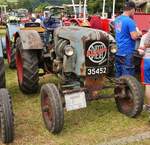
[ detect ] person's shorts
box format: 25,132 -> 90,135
141,58 -> 150,85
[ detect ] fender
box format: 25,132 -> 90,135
15,30 -> 43,50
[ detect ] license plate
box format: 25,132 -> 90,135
86,67 -> 107,75
65,92 -> 87,111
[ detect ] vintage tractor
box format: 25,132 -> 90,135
14,26 -> 143,133
0,39 -> 14,143
63,0 -> 91,27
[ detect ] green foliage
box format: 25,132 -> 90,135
87,0 -> 124,14
1,0 -> 125,15
0,0 -> 5,4
34,3 -> 49,12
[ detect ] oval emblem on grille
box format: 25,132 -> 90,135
86,41 -> 107,64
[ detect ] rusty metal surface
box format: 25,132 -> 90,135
85,76 -> 105,91
19,30 -> 43,50
54,26 -> 115,76
55,26 -> 115,43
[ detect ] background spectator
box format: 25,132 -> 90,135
114,1 -> 142,77
138,30 -> 150,111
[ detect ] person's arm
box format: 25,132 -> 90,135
130,31 -> 142,40
129,20 -> 142,40
138,34 -> 146,55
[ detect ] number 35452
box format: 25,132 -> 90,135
87,67 -> 107,75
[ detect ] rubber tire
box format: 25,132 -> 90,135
0,88 -> 14,143
6,34 -> 16,69
16,37 -> 39,94
9,44 -> 16,69
41,83 -> 64,134
0,58 -> 6,88
115,75 -> 144,117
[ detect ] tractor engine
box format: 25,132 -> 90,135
53,26 -> 116,89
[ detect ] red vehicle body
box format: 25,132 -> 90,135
89,15 -> 110,32
134,13 -> 150,33
63,16 -> 110,33
63,17 -> 90,27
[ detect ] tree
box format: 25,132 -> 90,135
87,0 -> 124,15
34,2 -> 49,12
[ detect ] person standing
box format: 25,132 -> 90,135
43,12 -> 51,45
114,1 -> 142,77
138,30 -> 150,111
35,14 -> 42,24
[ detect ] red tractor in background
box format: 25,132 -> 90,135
134,12 -> 150,33
62,0 -> 90,27
62,2 -> 112,34
131,12 -> 150,73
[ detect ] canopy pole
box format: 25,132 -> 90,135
72,0 -> 77,19
79,0 -> 81,18
102,0 -> 106,18
83,0 -> 87,22
112,0 -> 116,20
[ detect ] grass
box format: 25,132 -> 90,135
3,62 -> 150,145
1,30 -> 150,145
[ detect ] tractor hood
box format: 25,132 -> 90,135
54,26 -> 115,76
54,26 -> 115,43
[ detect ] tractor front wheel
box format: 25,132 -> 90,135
41,83 -> 64,134
115,75 -> 144,117
16,37 -> 39,94
0,89 -> 14,144
0,58 -> 5,88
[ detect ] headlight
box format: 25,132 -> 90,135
64,45 -> 74,56
109,44 -> 117,54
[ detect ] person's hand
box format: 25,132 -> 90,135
138,47 -> 145,55
138,31 -> 142,37
136,27 -> 142,37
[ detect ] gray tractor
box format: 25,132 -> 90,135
0,39 -> 14,143
14,26 -> 143,133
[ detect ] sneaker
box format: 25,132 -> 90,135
143,104 -> 150,113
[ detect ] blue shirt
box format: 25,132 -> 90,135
114,15 -> 136,56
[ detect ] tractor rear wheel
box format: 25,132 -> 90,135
41,83 -> 64,134
0,89 -> 14,144
16,37 -> 39,94
115,76 -> 144,117
0,58 -> 5,88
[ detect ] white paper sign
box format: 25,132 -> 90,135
65,92 -> 87,111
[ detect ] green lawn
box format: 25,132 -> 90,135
3,61 -> 150,145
